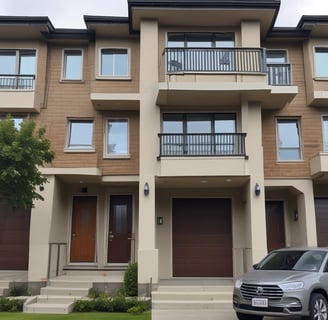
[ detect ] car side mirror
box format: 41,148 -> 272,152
253,264 -> 258,269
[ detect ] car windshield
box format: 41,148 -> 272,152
255,250 -> 327,271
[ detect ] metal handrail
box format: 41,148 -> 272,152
158,132 -> 247,157
0,74 -> 35,90
164,47 -> 266,73
267,63 -> 292,85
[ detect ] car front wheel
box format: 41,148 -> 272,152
309,293 -> 328,320
236,312 -> 263,320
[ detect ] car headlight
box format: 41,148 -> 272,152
279,281 -> 304,291
234,279 -> 243,289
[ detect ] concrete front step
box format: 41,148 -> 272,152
35,295 -> 81,304
24,302 -> 75,314
48,279 -> 93,288
40,286 -> 90,296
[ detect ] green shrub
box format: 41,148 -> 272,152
0,297 -> 24,312
73,299 -> 94,312
112,296 -> 127,312
124,262 -> 138,296
72,296 -> 150,313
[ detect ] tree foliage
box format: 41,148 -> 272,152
0,117 -> 55,209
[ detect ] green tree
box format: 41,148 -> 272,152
0,117 -> 55,209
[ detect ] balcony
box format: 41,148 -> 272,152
310,153 -> 328,180
158,133 -> 246,158
0,74 -> 37,112
165,47 -> 265,74
157,48 -> 298,109
0,74 -> 35,90
157,133 -> 248,178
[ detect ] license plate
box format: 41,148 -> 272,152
252,298 -> 268,308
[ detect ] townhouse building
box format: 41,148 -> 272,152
1,0 -> 328,303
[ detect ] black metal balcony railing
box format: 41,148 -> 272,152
165,47 -> 266,74
158,133 -> 246,157
0,74 -> 35,90
165,48 -> 293,86
267,64 -> 292,85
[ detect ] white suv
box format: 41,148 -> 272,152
233,247 -> 328,320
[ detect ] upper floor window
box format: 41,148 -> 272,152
266,50 -> 287,64
266,50 -> 291,85
323,116 -> 328,152
66,120 -> 94,151
0,49 -> 36,89
105,119 -> 129,157
163,113 -> 236,134
277,119 -> 302,161
315,48 -> 328,78
100,49 -> 129,78
62,49 -> 83,80
167,33 -> 234,48
0,115 -> 25,129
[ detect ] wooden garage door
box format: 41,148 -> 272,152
315,198 -> 328,246
265,201 -> 286,253
172,198 -> 232,277
0,203 -> 31,270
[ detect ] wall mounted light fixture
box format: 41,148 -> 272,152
144,182 -> 149,196
157,217 -> 164,225
294,210 -> 299,221
255,183 -> 261,196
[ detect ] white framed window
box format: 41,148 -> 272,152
277,118 -> 302,161
0,49 -> 36,89
105,119 -> 129,157
66,119 -> 94,151
323,116 -> 328,152
100,48 -> 129,78
314,47 -> 328,78
62,49 -> 83,80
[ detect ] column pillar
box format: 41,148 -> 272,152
138,20 -> 160,292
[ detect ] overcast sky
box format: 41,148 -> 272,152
0,0 -> 327,29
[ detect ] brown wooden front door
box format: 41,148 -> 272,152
0,203 -> 31,270
70,196 -> 97,263
265,201 -> 286,253
172,198 -> 232,277
107,195 -> 132,263
315,198 -> 328,246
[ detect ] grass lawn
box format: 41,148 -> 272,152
0,312 -> 151,320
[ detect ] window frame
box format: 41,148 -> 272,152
276,118 -> 302,162
167,32 -> 235,48
314,47 -> 328,79
99,48 -> 130,79
266,50 -> 288,64
62,49 -> 83,81
0,114 -> 26,129
65,119 -> 95,152
0,49 -> 36,90
322,116 -> 328,152
104,118 -> 130,158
